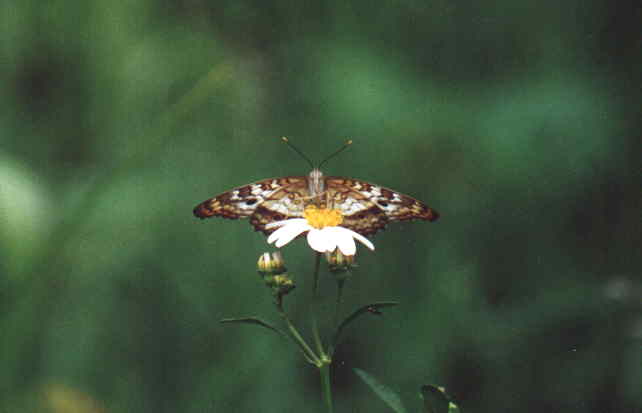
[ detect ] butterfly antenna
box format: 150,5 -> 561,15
281,137 -> 314,169
318,139 -> 353,169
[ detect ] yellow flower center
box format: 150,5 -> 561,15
303,205 -> 343,229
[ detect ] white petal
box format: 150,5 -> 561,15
267,219 -> 306,244
307,228 -> 336,253
336,236 -> 357,256
348,229 -> 375,251
266,218 -> 306,230
267,220 -> 310,248
267,230 -> 280,245
324,227 -> 357,256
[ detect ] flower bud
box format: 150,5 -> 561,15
325,249 -> 356,273
271,274 -> 296,296
257,251 -> 286,275
325,250 -> 356,286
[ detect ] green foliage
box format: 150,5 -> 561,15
330,301 -> 398,355
420,385 -> 460,413
220,317 -> 286,339
1,0 -> 640,412
354,368 -> 408,413
355,370 -> 463,413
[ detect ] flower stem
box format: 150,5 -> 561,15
319,358 -> 333,413
313,252 -> 321,295
332,278 -> 345,332
275,300 -> 320,366
310,251 -> 334,412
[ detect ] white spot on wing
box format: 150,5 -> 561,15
270,202 -> 290,215
238,201 -> 256,211
338,197 -> 368,215
377,202 -> 399,212
251,185 -> 265,196
262,196 -> 305,216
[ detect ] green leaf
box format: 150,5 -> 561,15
330,301 -> 398,354
420,385 -> 461,413
220,317 -> 286,339
448,401 -> 461,413
221,317 -> 319,364
354,368 -> 408,413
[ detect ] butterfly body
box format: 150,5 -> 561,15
194,169 -> 439,236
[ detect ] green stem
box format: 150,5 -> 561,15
319,358 -> 333,413
313,252 -> 321,295
276,301 -> 320,366
311,251 -> 326,356
332,279 -> 345,331
310,252 -> 333,412
327,278 -> 345,357
311,314 -> 325,357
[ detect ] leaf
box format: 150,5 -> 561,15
448,401 -> 461,413
220,317 -> 286,339
420,385 -> 461,413
330,301 -> 398,353
221,317 -> 319,364
354,368 -> 408,413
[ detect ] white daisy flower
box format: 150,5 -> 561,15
266,205 -> 375,256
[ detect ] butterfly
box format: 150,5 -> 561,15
193,139 -> 439,236
193,170 -> 438,237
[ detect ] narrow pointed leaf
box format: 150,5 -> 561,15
354,368 -> 408,413
221,317 -> 318,364
330,301 -> 398,353
220,317 -> 286,339
420,385 -> 458,413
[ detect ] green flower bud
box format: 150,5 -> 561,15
271,274 -> 296,296
325,250 -> 356,273
257,251 -> 286,275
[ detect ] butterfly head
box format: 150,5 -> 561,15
281,137 -> 353,200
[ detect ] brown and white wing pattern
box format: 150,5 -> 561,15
325,177 -> 439,236
193,177 -> 309,235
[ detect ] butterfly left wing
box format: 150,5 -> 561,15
193,176 -> 309,235
325,177 -> 439,236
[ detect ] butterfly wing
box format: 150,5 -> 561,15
325,177 -> 439,236
193,177 -> 309,234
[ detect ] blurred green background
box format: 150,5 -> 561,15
2,1 -> 640,412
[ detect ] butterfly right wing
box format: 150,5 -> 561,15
325,177 -> 439,236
